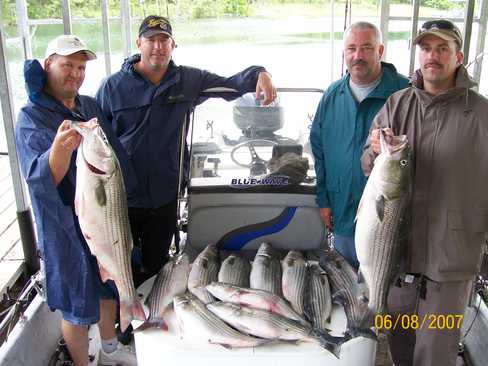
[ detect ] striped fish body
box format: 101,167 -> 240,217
73,120 -> 145,331
282,250 -> 307,315
188,244 -> 220,303
218,254 -> 251,288
355,134 -> 411,319
320,250 -> 369,329
144,253 -> 190,329
207,302 -> 315,342
173,294 -> 268,348
206,282 -> 309,326
250,242 -> 282,296
305,263 -> 332,330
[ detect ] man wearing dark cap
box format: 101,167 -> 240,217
96,16 -> 276,286
362,19 -> 488,366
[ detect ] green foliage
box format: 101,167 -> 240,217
421,0 -> 457,10
221,0 -> 250,16
192,0 -> 220,19
0,0 -> 462,26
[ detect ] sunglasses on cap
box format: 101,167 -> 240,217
419,20 -> 462,41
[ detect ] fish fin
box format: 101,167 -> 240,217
279,339 -> 300,346
357,269 -> 365,284
332,290 -> 347,305
347,327 -> 377,341
120,299 -> 147,332
134,318 -> 168,332
95,180 -> 106,206
312,328 -> 345,359
215,342 -> 233,350
375,195 -> 385,221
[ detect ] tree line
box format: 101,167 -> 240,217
1,0 -> 459,27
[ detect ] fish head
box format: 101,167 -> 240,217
206,282 -> 235,300
373,133 -> 411,199
173,295 -> 191,310
71,118 -> 116,176
174,253 -> 190,266
202,243 -> 219,259
284,250 -> 305,265
256,242 -> 276,258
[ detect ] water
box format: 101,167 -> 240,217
1,15 -> 488,153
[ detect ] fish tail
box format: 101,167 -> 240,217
134,317 -> 168,332
120,299 -> 147,332
311,328 -> 346,359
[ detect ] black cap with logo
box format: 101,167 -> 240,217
138,15 -> 173,38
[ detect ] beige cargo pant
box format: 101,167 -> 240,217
386,276 -> 472,366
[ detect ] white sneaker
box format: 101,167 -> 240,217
97,343 -> 137,366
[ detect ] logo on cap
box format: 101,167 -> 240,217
69,38 -> 83,48
147,18 -> 169,30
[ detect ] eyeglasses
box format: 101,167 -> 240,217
419,20 -> 462,41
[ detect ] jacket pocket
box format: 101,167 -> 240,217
439,210 -> 485,274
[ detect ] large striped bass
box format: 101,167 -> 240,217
140,253 -> 190,331
355,132 -> 411,321
207,302 -> 344,357
188,244 -> 220,304
218,254 -> 251,288
73,119 -> 145,331
173,293 -> 269,349
282,250 -> 307,315
250,242 -> 282,296
206,282 -> 309,326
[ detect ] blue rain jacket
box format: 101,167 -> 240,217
96,55 -> 266,208
310,62 -> 409,237
15,60 -> 137,320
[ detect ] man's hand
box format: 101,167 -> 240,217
255,71 -> 277,106
370,127 -> 393,154
319,207 -> 333,231
53,120 -> 82,152
49,120 -> 82,185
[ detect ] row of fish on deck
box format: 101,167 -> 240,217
73,118 -> 412,357
141,242 -> 374,357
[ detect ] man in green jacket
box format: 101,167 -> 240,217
310,21 -> 409,268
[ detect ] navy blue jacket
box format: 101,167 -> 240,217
15,60 -> 136,319
96,55 -> 265,208
310,62 -> 409,236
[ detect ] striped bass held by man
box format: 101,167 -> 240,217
355,130 -> 411,322
73,119 -> 146,331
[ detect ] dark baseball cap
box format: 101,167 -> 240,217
413,19 -> 463,48
138,15 -> 172,38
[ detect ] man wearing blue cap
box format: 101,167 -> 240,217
96,15 -> 276,286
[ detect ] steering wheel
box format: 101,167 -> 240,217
230,139 -> 277,173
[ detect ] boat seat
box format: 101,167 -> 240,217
185,184 -> 326,259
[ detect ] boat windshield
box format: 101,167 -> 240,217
189,88 -> 323,190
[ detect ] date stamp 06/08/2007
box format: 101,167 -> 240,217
374,314 -> 464,330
